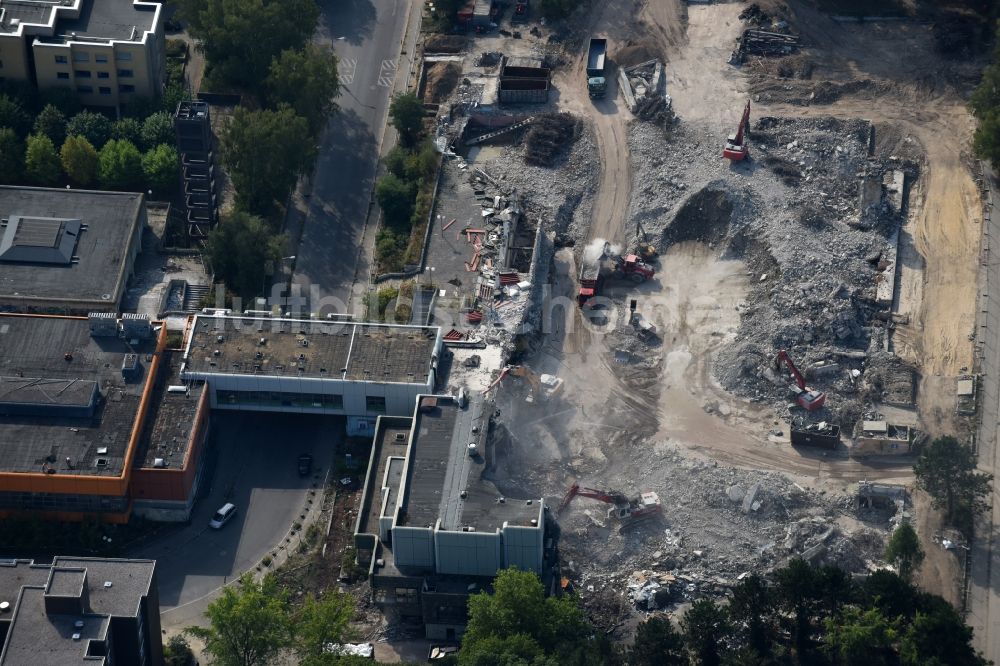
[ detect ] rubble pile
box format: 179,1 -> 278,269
483,121 -> 599,243
558,446 -> 888,613
625,116 -> 920,424
524,113 -> 580,167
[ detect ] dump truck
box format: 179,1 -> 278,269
578,242 -> 655,307
587,38 -> 608,99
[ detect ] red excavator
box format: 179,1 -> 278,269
557,482 -> 663,530
723,100 -> 751,162
774,350 -> 826,411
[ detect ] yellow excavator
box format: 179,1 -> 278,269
508,365 -> 565,403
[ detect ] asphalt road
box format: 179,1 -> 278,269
285,0 -> 418,315
128,413 -> 339,631
969,167 -> 1000,663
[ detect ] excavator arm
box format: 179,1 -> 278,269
775,350 -> 807,390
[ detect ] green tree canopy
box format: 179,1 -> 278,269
629,616 -> 685,666
176,0 -> 319,91
681,599 -> 730,666
899,600 -> 989,666
33,104 -> 67,146
884,522 -> 925,581
204,211 -> 287,301
374,174 -> 416,229
914,435 -> 992,528
163,634 -> 195,666
293,589 -> 356,665
98,139 -> 144,190
0,128 -> 23,183
60,135 -> 99,186
728,573 -> 776,657
186,573 -> 291,666
66,110 -> 112,149
111,117 -> 144,146
24,134 -> 61,186
266,44 -> 340,135
388,92 -> 425,147
141,111 -> 175,151
220,106 -> 315,215
460,568 -> 590,665
0,95 -> 30,137
142,144 -> 180,196
822,606 -> 897,666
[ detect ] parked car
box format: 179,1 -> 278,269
297,453 -> 313,476
209,502 -> 237,529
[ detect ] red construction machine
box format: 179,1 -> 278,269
557,482 -> 663,530
723,100 -> 751,162
578,242 -> 656,307
774,350 -> 826,411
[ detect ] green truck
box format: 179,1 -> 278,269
587,38 -> 608,99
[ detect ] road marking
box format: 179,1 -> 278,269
340,57 -> 357,85
377,58 -> 398,87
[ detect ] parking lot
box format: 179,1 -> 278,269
128,412 -> 341,630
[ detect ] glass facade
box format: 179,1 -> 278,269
0,490 -> 127,513
215,389 -> 344,410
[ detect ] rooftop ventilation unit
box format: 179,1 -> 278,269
121,313 -> 153,340
88,312 -> 118,337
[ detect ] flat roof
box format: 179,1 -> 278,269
360,421 -> 412,537
0,0 -> 66,35
134,350 -> 203,469
184,316 -> 439,384
52,0 -> 158,42
403,396 -> 539,530
0,557 -> 154,666
0,187 -> 143,307
0,315 -> 157,476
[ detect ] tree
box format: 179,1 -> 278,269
775,558 -> 819,657
681,599 -> 730,666
629,616 -> 685,666
822,607 -> 897,666
0,95 -> 30,137
204,211 -> 286,301
24,134 -> 61,186
914,435 -> 993,526
111,117 -> 143,146
186,573 -> 291,666
163,634 -> 195,666
0,128 -> 23,183
293,590 -> 355,664
176,0 -> 319,90
142,144 -> 180,196
899,600 -> 989,666
66,110 -> 112,148
98,139 -> 144,190
266,44 -> 340,135
140,111 -> 175,151
388,92 -> 425,146
375,174 -> 416,229
461,568 -> 590,665
33,104 -> 67,146
884,522 -> 925,581
220,106 -> 315,215
728,573 -> 776,657
60,135 -> 99,186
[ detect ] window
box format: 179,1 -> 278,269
97,71 -> 109,79
0,60 -> 3,69
366,396 -> 386,413
117,68 -> 133,78
99,86 -> 111,95
57,72 -> 69,80
72,52 -> 89,62
95,54 -> 108,63
77,85 -> 93,94
119,84 -> 135,93
55,55 -> 68,64
115,51 -> 132,62
74,70 -> 91,78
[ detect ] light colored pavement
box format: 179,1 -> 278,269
968,166 -> 999,663
129,412 -> 338,631
283,0 -> 422,316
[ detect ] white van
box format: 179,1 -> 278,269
208,503 -> 237,529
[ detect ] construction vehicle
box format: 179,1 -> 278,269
629,300 -> 658,341
773,350 -> 826,411
722,100 -> 751,162
578,242 -> 655,307
558,482 -> 662,531
508,365 -> 564,403
587,38 -> 608,99
638,243 -> 658,262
